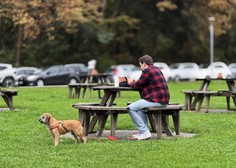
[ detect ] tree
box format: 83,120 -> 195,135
0,0 -> 102,66
156,0 -> 236,63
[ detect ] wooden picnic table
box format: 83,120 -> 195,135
73,86 -> 183,138
68,83 -> 101,98
68,73 -> 113,98
182,78 -> 236,112
79,73 -> 112,84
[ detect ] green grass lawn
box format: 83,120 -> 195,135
1,81 -> 236,168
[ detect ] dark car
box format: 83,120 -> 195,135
65,63 -> 88,76
19,65 -> 80,86
15,67 -> 40,86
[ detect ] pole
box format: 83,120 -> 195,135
210,22 -> 214,65
208,17 -> 215,65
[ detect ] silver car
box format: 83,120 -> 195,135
170,62 -> 199,82
0,63 -> 17,87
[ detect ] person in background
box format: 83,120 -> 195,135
127,55 -> 170,140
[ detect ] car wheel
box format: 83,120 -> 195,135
174,76 -> 180,82
226,75 -> 232,79
166,77 -> 171,82
36,79 -> 44,86
3,77 -> 15,87
69,78 -> 77,84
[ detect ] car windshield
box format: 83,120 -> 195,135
33,69 -> 42,75
16,69 -> 36,75
0,66 -> 7,70
170,64 -> 180,69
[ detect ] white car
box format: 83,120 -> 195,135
105,64 -> 139,80
0,63 -> 17,87
129,62 -> 172,81
197,62 -> 232,79
154,62 -> 172,81
228,63 -> 236,78
169,62 -> 199,82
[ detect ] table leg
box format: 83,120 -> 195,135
191,94 -> 199,110
75,86 -> 80,98
205,95 -> 210,113
226,96 -> 230,110
153,113 -> 162,139
78,110 -> 84,124
89,114 -> 99,133
196,95 -> 204,112
2,95 -> 14,110
227,80 -> 236,108
105,92 -> 117,106
97,115 -> 108,137
147,114 -> 156,132
99,90 -> 112,106
84,112 -> 91,136
110,113 -> 118,136
200,79 -> 211,91
184,94 -> 192,110
82,87 -> 87,98
98,90 -> 101,99
172,111 -> 180,135
69,86 -> 73,98
162,115 -> 173,136
89,87 -> 92,98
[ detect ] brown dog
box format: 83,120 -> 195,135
39,113 -> 87,146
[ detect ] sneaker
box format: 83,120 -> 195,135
137,131 -> 151,140
132,133 -> 140,138
127,133 -> 140,140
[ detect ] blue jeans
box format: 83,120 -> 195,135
127,99 -> 166,134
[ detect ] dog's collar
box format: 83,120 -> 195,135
50,125 -> 59,130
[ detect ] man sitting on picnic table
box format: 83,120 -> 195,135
127,55 -> 170,140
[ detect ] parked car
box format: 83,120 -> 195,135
169,62 -> 199,82
65,63 -> 88,76
104,64 -> 139,81
154,62 -> 172,81
197,62 -> 232,79
0,63 -> 17,87
228,63 -> 236,78
15,67 -> 40,86
19,65 -> 80,86
129,62 -> 172,81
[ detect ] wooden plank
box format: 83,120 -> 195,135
74,104 -> 183,111
146,105 -> 183,111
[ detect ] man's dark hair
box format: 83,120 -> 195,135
139,55 -> 153,65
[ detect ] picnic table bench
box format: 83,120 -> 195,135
73,103 -> 183,139
182,89 -> 236,112
0,89 -> 18,110
182,78 -> 236,112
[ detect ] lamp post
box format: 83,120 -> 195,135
208,16 -> 215,65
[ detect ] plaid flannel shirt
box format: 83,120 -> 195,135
130,64 -> 170,104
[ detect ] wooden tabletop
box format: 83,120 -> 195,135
93,86 -> 141,91
196,78 -> 236,81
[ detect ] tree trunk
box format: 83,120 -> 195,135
15,25 -> 23,67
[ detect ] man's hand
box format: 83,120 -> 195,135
128,79 -> 135,85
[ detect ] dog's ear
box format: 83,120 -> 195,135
44,113 -> 52,117
45,114 -> 51,124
